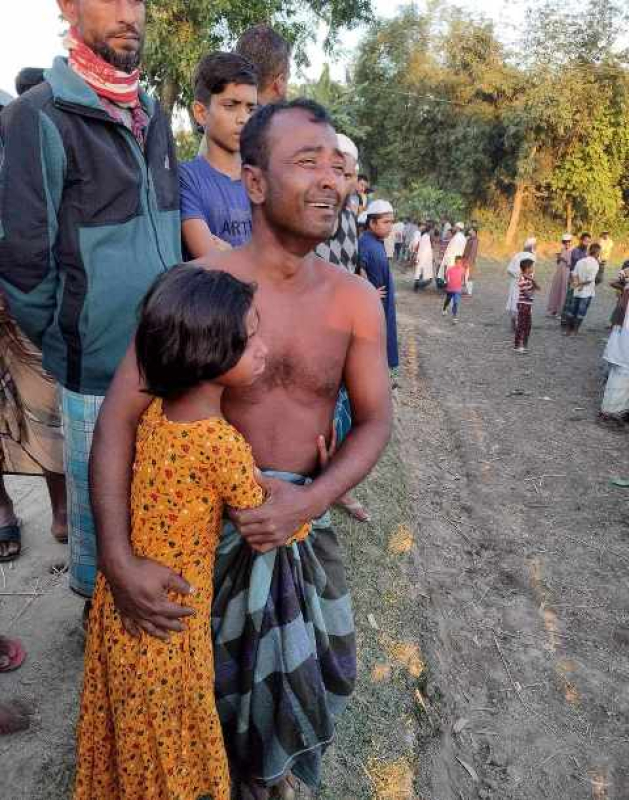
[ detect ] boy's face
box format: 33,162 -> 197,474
370,213 -> 394,240
194,82 -> 258,155
522,266 -> 534,277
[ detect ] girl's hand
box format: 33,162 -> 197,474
316,423 -> 338,473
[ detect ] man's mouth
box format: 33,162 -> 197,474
307,201 -> 337,210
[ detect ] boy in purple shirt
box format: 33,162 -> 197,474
180,53 -> 258,257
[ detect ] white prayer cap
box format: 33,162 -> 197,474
366,199 -> 394,216
524,236 -> 537,249
455,221 -> 465,230
336,133 -> 358,162
561,233 -> 573,242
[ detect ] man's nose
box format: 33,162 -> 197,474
318,163 -> 341,191
117,0 -> 140,24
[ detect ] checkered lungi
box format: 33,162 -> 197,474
60,388 -> 104,597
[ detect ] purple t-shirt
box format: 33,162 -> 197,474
179,157 -> 252,247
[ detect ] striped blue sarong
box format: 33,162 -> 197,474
212,471 -> 356,790
333,385 -> 352,446
60,387 -> 104,597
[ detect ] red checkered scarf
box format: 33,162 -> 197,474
63,26 -> 140,108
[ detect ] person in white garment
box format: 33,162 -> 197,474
506,237 -> 537,329
413,223 -> 434,291
437,222 -> 466,286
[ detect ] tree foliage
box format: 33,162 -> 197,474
143,0 -> 372,118
312,0 -> 629,238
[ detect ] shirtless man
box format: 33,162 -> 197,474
90,99 -> 392,797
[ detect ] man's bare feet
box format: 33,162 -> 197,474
335,492 -> 370,523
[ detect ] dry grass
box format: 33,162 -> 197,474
318,433 -> 433,800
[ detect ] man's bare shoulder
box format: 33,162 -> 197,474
189,250 -> 253,282
313,258 -> 382,320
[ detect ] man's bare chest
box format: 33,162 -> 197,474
252,297 -> 350,399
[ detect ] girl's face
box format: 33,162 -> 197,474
218,306 -> 267,387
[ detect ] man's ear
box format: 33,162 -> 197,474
57,0 -> 79,26
272,73 -> 288,103
192,100 -> 208,129
242,164 -> 266,206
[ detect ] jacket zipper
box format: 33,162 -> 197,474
55,99 -> 170,272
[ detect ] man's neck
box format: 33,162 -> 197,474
245,217 -> 319,284
204,139 -> 242,180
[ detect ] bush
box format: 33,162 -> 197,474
175,130 -> 202,162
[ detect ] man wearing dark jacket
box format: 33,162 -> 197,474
0,0 -> 181,604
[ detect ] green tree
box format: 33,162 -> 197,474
143,0 -> 372,120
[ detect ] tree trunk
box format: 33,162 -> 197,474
505,182 -> 526,247
160,76 -> 180,124
565,200 -> 573,234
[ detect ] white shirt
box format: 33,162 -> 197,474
573,256 -> 599,299
392,222 -> 405,243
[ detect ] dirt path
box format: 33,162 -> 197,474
1,257 -> 628,800
388,257 -> 629,800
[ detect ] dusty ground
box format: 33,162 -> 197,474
1,257 -> 628,800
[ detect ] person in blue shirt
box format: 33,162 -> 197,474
358,200 -> 400,372
180,53 -> 258,257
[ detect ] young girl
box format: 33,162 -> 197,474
74,267 -> 307,800
442,254 -> 465,323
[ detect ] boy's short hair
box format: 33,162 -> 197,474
520,258 -> 535,270
454,255 -> 463,262
193,52 -> 258,106
580,231 -> 592,240
136,266 -> 256,399
235,25 -> 291,93
589,243 -> 602,257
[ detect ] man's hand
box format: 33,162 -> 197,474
229,474 -> 322,553
376,286 -> 387,300
104,555 -> 196,641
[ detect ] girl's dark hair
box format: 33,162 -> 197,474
135,266 -> 256,398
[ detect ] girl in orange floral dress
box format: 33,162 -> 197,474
74,267 -> 306,800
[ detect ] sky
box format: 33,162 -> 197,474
0,0 -> 526,97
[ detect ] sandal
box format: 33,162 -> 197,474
0,637 -> 26,672
0,522 -> 21,563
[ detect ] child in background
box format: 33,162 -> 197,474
514,258 -> 540,353
74,267 -> 307,800
442,255 -> 465,323
565,242 -> 602,335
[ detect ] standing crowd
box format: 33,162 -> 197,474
0,2 -> 397,799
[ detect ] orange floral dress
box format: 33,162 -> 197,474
74,399 -> 266,800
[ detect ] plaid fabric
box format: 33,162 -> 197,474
212,471 -> 356,790
560,286 -> 574,326
333,385 -> 352,445
515,302 -> 532,348
0,316 -> 63,476
315,208 -> 358,272
61,388 -> 104,597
